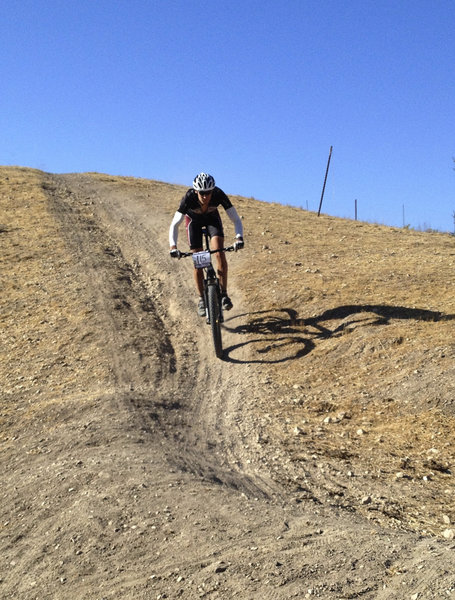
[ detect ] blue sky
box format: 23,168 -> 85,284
1,0 -> 454,232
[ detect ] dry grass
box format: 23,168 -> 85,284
228,193 -> 455,534
0,168 -> 113,444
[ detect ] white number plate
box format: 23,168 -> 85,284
192,250 -> 211,269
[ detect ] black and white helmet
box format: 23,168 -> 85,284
193,172 -> 215,192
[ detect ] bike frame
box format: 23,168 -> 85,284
179,228 -> 234,357
181,229 -> 234,318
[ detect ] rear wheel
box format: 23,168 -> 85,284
207,284 -> 223,358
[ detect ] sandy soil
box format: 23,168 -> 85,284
1,167 -> 455,599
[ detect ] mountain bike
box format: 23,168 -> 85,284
179,228 -> 235,359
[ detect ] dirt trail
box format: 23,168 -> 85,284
1,168 -> 455,599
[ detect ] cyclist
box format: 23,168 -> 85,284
169,172 -> 244,316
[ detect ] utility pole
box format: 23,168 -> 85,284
318,146 -> 333,217
355,199 -> 358,221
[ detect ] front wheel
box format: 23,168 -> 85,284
207,284 -> 223,358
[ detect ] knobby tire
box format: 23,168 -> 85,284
207,284 -> 223,358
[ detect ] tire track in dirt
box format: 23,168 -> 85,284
44,175 -> 176,406
46,173 -> 279,501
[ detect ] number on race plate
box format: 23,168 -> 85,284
192,250 -> 211,269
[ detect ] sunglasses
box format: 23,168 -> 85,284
198,190 -> 213,197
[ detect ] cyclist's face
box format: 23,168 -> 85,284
197,190 -> 212,203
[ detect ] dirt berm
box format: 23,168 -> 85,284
1,167 -> 455,599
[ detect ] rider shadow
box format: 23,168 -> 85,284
221,304 -> 454,364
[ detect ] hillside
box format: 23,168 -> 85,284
1,166 -> 454,599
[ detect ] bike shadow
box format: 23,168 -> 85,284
221,304 -> 454,364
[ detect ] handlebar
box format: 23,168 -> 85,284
178,246 -> 235,258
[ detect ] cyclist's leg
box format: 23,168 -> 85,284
210,235 -> 228,293
193,252 -> 204,296
185,216 -> 204,297
209,221 -> 232,310
207,212 -> 228,293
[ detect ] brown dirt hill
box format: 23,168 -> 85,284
1,166 -> 455,599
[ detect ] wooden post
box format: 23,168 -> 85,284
318,146 -> 333,217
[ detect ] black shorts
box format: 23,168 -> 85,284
185,212 -> 224,249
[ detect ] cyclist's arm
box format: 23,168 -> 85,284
225,206 -> 244,239
169,211 -> 185,247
